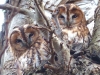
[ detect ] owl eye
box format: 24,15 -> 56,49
72,14 -> 77,19
16,39 -> 22,43
59,15 -> 65,18
29,33 -> 34,38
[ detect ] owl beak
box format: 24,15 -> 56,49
65,21 -> 71,27
27,38 -> 32,48
67,21 -> 70,27
64,18 -> 71,27
27,43 -> 30,48
22,42 -> 30,48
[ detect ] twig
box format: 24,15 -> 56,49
66,0 -> 82,4
34,0 -> 56,64
29,6 -> 35,10
58,0 -> 69,6
44,64 -> 58,72
87,16 -> 94,25
58,0 -> 81,6
31,25 -> 51,32
34,0 -> 51,29
49,31 -> 55,64
45,8 -> 53,12
44,1 -> 50,8
68,56 -> 72,73
0,38 -> 8,60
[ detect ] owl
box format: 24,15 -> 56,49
9,24 -> 51,61
52,3 -> 91,53
7,24 -> 54,74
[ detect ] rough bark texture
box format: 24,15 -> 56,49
0,0 -> 100,75
86,0 -> 100,64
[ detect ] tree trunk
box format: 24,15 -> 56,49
86,0 -> 100,64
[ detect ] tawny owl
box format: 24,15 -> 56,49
8,24 -> 53,74
9,24 -> 51,60
52,3 -> 91,54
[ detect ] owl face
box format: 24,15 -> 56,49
52,4 -> 90,50
9,25 -> 40,57
54,4 -> 86,28
9,25 -> 51,70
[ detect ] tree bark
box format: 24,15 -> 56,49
86,0 -> 100,64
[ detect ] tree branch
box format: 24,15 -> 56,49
34,0 -> 51,29
0,4 -> 34,18
58,0 -> 81,6
87,16 -> 94,25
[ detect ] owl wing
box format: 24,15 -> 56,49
18,37 -> 51,71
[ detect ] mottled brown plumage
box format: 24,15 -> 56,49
9,24 -> 51,60
52,3 -> 91,49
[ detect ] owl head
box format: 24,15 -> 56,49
9,24 -> 41,58
53,3 -> 86,28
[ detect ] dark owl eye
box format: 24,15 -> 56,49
29,33 -> 34,38
72,14 -> 77,18
16,39 -> 22,43
59,15 -> 65,18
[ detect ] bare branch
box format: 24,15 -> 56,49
49,31 -> 56,64
58,0 -> 81,6
52,12 -> 62,38
31,25 -> 51,32
0,4 -> 34,18
58,0 -> 69,6
87,16 -> 94,25
45,8 -> 53,12
44,64 -> 58,71
34,0 -> 51,29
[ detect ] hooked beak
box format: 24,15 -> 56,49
64,20 -> 71,28
66,21 -> 71,27
63,18 -> 71,27
27,39 -> 31,48
21,42 -> 30,49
